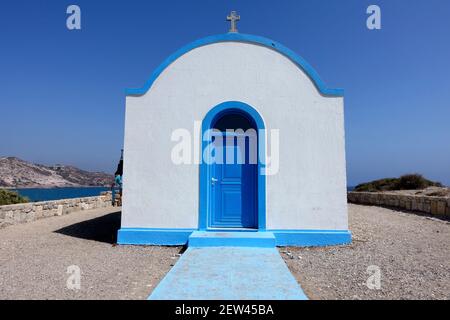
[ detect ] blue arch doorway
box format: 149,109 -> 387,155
199,101 -> 266,231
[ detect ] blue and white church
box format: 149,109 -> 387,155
118,15 -> 351,247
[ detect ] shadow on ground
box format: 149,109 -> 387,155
54,211 -> 121,244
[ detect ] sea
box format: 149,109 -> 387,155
12,187 -> 110,202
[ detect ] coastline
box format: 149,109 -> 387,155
2,185 -> 111,190
3,186 -> 113,203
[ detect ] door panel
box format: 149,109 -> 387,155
210,136 -> 257,228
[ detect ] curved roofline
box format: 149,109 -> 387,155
126,33 -> 344,97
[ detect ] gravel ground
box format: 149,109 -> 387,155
1,204 -> 448,300
0,207 -> 181,300
281,204 -> 450,300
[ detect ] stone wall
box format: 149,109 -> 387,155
0,192 -> 113,228
348,192 -> 450,218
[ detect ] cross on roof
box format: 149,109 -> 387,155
226,11 -> 240,33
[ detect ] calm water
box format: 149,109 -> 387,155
13,187 -> 110,202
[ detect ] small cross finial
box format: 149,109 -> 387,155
226,11 -> 240,33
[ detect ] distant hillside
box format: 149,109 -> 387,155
0,157 -> 114,188
354,174 -> 443,192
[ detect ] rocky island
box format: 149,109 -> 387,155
0,157 -> 114,188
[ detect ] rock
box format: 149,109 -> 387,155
0,156 -> 113,188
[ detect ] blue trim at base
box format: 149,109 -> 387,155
188,231 -> 276,248
117,228 -> 352,247
270,230 -> 352,247
117,228 -> 195,245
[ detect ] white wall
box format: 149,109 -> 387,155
122,42 -> 348,231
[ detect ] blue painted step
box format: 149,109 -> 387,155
149,247 -> 308,300
188,231 -> 276,248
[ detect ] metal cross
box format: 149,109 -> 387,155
227,11 -> 240,33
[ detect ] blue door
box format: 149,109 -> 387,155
209,134 -> 257,229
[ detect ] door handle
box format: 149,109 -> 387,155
211,177 -> 218,185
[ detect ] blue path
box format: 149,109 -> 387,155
149,247 -> 308,300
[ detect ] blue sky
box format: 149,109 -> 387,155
0,0 -> 449,186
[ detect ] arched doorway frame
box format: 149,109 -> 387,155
198,101 -> 266,231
